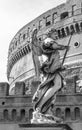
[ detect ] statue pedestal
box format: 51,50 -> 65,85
19,123 -> 72,130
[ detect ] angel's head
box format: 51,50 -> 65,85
44,37 -> 54,47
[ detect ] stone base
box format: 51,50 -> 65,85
19,123 -> 73,130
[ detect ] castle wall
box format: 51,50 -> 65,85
7,0 -> 82,94
0,82 -> 33,124
0,81 -> 82,130
9,53 -> 35,94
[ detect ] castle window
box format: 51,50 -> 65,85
74,42 -> 80,48
10,48 -> 12,53
12,109 -> 17,121
70,25 -> 75,33
60,12 -> 68,20
39,20 -> 43,29
20,50 -> 23,56
25,46 -> 28,53
20,109 -> 25,120
66,26 -> 70,35
18,33 -> 21,43
72,4 -> 76,16
29,109 -> 33,121
56,108 -> 61,117
75,23 -> 80,32
58,30 -> 61,38
15,41 -> 17,46
61,28 -> 66,37
12,45 -> 14,50
2,102 -> 5,105
74,107 -> 80,120
27,27 -> 30,36
53,12 -> 57,23
33,24 -> 35,26
65,108 -> 71,120
3,109 -> 8,120
23,34 -> 26,40
23,48 -> 27,55
28,44 -> 31,52
46,15 -> 51,26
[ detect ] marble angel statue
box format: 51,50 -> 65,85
31,28 -> 69,124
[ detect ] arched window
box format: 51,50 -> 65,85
3,109 -> 8,120
12,45 -> 14,50
66,26 -> 70,35
74,107 -> 80,120
25,46 -> 28,53
60,12 -> 68,20
28,45 -> 31,52
15,41 -> 17,46
56,108 -> 61,117
12,109 -> 17,121
18,51 -> 21,58
70,25 -> 75,33
65,108 -> 71,120
20,109 -> 25,120
29,109 -> 33,121
23,48 -> 27,55
21,50 -> 24,56
75,23 -> 80,32
58,30 -> 61,38
46,15 -> 51,26
61,28 -> 66,37
23,34 -> 26,40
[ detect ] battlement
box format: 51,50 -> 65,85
0,82 -> 26,97
0,82 -> 33,124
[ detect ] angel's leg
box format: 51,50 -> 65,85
38,74 -> 62,110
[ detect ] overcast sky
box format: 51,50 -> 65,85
0,0 -> 66,82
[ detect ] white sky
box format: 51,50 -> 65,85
0,0 -> 66,82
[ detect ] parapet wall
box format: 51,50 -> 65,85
0,79 -> 82,124
0,82 -> 26,97
0,82 -> 33,124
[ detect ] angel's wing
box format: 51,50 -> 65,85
31,29 -> 42,78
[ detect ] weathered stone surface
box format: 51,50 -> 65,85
15,82 -> 25,95
19,124 -> 73,130
0,82 -> 9,96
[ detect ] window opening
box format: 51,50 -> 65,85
53,12 -> 57,23
46,15 -> 51,26
60,12 -> 68,19
61,28 -> 66,37
66,26 -> 70,35
65,108 -> 71,120
70,25 -> 75,33
58,30 -> 61,38
75,23 -> 80,32
75,107 -> 80,120
72,4 -> 76,16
